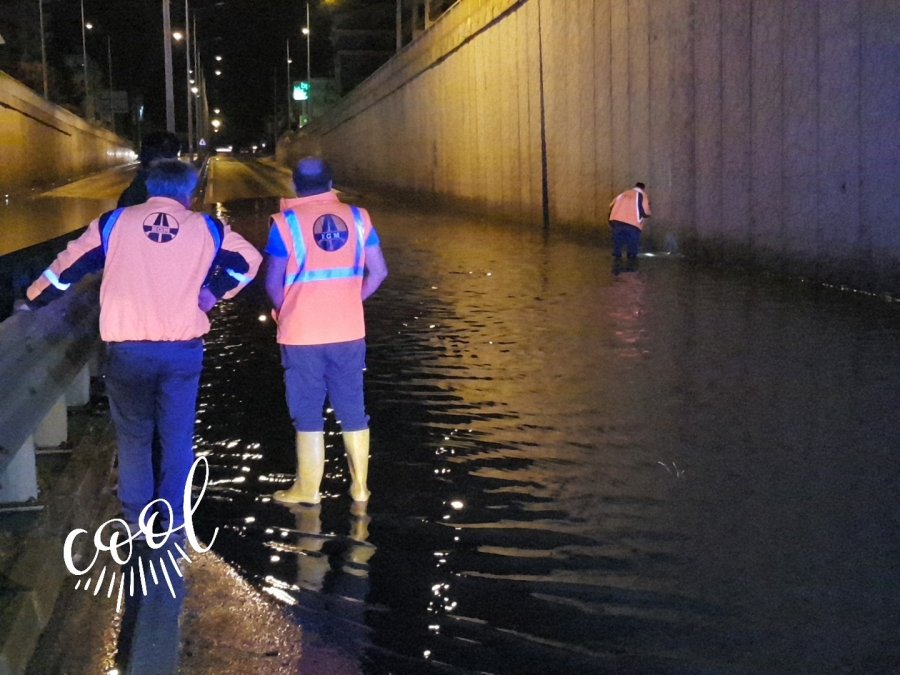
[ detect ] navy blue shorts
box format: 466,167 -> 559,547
281,338 -> 369,432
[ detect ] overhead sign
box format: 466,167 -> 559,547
292,81 -> 309,101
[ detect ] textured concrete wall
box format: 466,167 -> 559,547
0,73 -> 133,193
284,0 -> 900,291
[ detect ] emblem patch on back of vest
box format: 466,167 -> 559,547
143,212 -> 180,243
313,214 -> 349,252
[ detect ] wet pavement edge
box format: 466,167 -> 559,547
0,391 -> 349,674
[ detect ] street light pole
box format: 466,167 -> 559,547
38,0 -> 48,98
305,1 -> 311,123
396,0 -> 402,53
286,38 -> 292,130
185,0 -> 194,157
162,0 -> 176,133
106,35 -> 114,132
80,0 -> 93,119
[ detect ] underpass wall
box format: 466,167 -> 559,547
0,72 -> 133,193
283,0 -> 900,291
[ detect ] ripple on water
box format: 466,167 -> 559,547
192,200 -> 900,674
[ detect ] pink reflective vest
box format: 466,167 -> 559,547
268,193 -> 376,346
26,197 -> 261,342
609,188 -> 652,230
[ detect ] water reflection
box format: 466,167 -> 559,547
194,196 -> 900,674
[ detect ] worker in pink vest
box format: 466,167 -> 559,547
609,182 -> 652,260
25,160 -> 262,535
265,157 -> 388,506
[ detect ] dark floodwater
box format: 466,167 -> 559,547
194,196 -> 900,674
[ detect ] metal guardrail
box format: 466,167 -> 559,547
0,275 -> 101,503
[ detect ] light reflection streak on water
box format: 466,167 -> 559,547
191,198 -> 900,674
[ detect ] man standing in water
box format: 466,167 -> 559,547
609,182 -> 652,261
265,156 -> 388,506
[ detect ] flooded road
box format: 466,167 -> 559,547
3,157 -> 897,673
191,160 -> 900,673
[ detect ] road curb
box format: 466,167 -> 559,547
0,410 -> 117,675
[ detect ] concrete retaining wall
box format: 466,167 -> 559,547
282,0 -> 900,292
0,72 -> 133,193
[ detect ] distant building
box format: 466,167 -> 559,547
0,1 -> 43,91
328,0 -> 457,95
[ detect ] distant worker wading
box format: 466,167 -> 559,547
609,182 -> 652,260
265,157 -> 388,507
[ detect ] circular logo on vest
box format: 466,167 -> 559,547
143,212 -> 180,243
313,214 -> 349,252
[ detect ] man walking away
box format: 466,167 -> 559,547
26,160 -> 262,534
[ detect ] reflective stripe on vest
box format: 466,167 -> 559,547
42,268 -> 70,291
284,206 -> 366,286
100,208 -> 125,254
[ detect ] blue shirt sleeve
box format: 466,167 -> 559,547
365,227 -> 381,247
265,223 -> 289,257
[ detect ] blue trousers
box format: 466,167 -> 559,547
610,221 -> 642,259
106,340 -> 203,530
281,339 -> 369,432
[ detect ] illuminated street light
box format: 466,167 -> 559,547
173,31 -> 184,41
214,69 -> 222,76
215,55 -> 223,61
85,22 -> 93,30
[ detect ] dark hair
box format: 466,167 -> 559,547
293,156 -> 333,195
146,160 -> 198,201
139,132 -> 181,167
635,182 -> 646,190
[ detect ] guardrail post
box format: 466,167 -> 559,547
0,437 -> 38,502
0,276 -> 101,506
34,394 -> 68,449
66,364 -> 92,407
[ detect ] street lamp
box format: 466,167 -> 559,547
85,21 -> 116,132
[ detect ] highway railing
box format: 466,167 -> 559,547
0,276 -> 101,504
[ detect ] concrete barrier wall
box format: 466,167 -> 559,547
282,0 -> 900,291
0,72 -> 133,193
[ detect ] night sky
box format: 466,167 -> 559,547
54,0 -> 337,145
